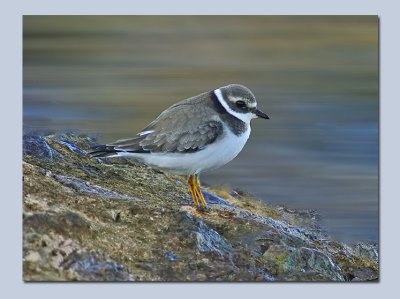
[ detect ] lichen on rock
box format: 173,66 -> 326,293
22,132 -> 379,281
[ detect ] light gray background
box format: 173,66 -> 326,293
2,0 -> 398,297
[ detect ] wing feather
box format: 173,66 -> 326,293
90,97 -> 224,157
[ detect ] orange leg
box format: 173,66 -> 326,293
187,175 -> 199,206
194,174 -> 207,207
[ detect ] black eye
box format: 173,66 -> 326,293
236,100 -> 246,108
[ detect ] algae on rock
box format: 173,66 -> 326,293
22,133 -> 379,281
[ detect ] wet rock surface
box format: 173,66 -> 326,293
22,133 -> 379,281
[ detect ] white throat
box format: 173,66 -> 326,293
214,88 -> 254,124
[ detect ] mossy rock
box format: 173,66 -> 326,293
22,133 -> 379,281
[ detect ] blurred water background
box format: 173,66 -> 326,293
23,16 -> 378,243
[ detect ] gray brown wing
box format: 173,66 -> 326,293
107,104 -> 223,154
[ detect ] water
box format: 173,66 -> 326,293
23,16 -> 378,242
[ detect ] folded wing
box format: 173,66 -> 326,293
90,103 -> 223,157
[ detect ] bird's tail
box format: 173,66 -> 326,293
88,144 -> 119,158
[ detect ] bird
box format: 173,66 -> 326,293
90,84 -> 269,207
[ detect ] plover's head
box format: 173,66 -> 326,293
214,84 -> 269,123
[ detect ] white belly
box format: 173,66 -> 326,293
116,126 -> 251,175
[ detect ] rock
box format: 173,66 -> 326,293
190,215 -> 233,256
262,245 -> 344,281
22,132 -> 379,281
24,252 -> 41,263
351,268 -> 377,281
61,251 -> 133,281
23,135 -> 62,161
50,172 -> 138,200
186,273 -> 208,281
163,252 -> 178,262
23,231 -> 133,281
202,190 -> 232,206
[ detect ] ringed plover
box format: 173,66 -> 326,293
90,84 -> 269,207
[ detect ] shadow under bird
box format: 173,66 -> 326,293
90,84 -> 269,207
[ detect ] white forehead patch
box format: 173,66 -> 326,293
247,101 -> 257,108
214,89 -> 254,124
